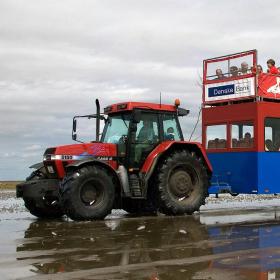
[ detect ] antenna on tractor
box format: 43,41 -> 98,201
160,92 -> 162,108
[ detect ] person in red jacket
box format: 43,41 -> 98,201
267,59 -> 279,74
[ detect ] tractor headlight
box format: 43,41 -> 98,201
46,165 -> 55,174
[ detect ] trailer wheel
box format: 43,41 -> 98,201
61,165 -> 115,220
157,150 -> 208,215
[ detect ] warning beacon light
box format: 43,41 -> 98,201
175,98 -> 181,107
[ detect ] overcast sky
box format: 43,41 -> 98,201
1,0 -> 279,180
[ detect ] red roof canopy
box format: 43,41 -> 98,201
105,102 -> 177,114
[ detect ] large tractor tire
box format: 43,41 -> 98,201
156,150 -> 209,215
61,165 -> 115,220
22,168 -> 64,219
24,198 -> 64,219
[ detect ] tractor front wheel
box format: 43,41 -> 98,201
23,198 -> 64,219
156,150 -> 209,215
19,167 -> 64,219
61,165 -> 115,220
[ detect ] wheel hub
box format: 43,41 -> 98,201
169,170 -> 195,199
80,181 -> 103,206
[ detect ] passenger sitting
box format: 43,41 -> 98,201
215,69 -> 225,80
238,132 -> 252,148
244,132 -> 253,147
265,139 -> 274,151
217,139 -> 226,148
137,120 -> 155,143
208,140 -> 216,149
274,135 -> 280,151
239,62 -> 250,75
267,59 -> 279,74
165,127 -> 175,141
232,138 -> 238,148
214,138 -> 219,146
230,66 -> 239,77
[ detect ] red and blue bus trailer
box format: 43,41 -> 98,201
202,50 -> 280,196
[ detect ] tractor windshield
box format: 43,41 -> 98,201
102,114 -> 130,144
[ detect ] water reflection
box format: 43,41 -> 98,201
16,212 -> 280,280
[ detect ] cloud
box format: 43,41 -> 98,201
23,144 -> 42,151
0,0 -> 279,179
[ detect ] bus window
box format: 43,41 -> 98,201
231,122 -> 254,148
206,125 -> 227,149
265,118 -> 280,151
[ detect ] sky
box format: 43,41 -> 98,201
1,0 -> 280,180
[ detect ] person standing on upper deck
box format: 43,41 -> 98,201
215,69 -> 225,80
239,62 -> 250,75
230,66 -> 239,77
257,65 -> 263,74
267,59 -> 279,74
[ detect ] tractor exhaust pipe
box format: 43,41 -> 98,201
95,99 -> 100,142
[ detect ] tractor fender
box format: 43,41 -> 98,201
141,141 -> 212,196
65,159 -> 122,191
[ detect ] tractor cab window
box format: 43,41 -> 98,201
129,112 -> 159,167
102,114 -> 130,144
135,115 -> 159,144
231,122 -> 254,148
265,118 -> 280,151
206,125 -> 227,149
162,114 -> 182,141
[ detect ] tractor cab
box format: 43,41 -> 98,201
73,100 -> 188,171
102,102 -> 187,169
202,49 -> 280,195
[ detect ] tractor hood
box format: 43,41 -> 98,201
43,142 -> 117,162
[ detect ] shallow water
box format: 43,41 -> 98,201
2,190 -> 280,279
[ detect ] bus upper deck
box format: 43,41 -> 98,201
202,50 -> 280,195
203,49 -> 280,105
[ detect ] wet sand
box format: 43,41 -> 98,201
1,190 -> 280,280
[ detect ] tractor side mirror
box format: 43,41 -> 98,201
132,110 -> 141,123
73,119 -> 77,132
72,118 -> 77,141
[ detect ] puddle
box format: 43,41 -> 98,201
2,190 -> 280,279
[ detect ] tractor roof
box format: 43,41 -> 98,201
104,102 -> 178,115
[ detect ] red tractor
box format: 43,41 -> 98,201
17,99 -> 212,220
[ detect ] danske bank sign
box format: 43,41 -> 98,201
208,83 -> 250,98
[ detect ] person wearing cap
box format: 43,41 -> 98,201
267,59 -> 279,74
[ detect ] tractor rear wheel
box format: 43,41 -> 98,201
61,165 -> 115,220
156,150 -> 208,215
